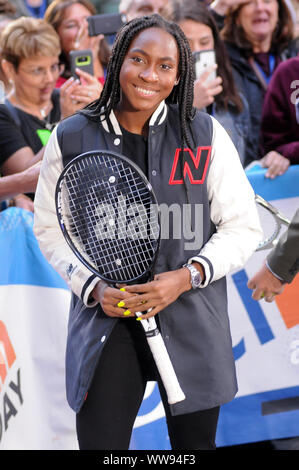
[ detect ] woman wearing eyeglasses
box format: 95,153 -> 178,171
0,16 -> 98,210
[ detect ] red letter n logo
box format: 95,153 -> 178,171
0,321 -> 16,391
169,147 -> 212,185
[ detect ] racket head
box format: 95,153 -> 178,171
255,194 -> 290,250
55,150 -> 161,284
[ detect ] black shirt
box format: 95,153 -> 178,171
0,89 -> 60,167
120,124 -> 148,177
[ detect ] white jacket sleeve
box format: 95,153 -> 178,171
189,116 -> 263,286
33,126 -> 99,306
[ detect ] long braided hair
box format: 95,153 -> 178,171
82,14 -> 196,148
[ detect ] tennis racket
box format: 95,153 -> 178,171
55,150 -> 185,405
255,194 -> 291,251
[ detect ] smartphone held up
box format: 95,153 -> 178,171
69,49 -> 94,80
193,49 -> 217,82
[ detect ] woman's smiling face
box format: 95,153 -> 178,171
118,27 -> 179,117
237,0 -> 279,50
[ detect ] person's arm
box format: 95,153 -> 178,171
0,145 -> 44,213
247,208 -> 299,301
266,208 -> 299,283
1,146 -> 44,176
0,162 -> 40,201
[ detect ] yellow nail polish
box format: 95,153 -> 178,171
136,317 -> 142,321
123,309 -> 131,316
119,288 -> 126,291
117,301 -> 125,307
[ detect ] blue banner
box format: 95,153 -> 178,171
0,208 -> 67,290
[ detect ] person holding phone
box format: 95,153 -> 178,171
221,0 -> 298,172
44,0 -> 109,100
34,14 -> 262,450
166,0 -> 251,166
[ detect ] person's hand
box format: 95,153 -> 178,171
210,0 -> 248,16
119,268 -> 192,320
59,72 -> 102,118
12,193 -> 34,212
193,66 -> 223,109
70,68 -> 103,104
247,262 -> 285,302
91,281 -> 136,318
74,20 -> 104,61
59,76 -> 83,118
260,151 -> 290,179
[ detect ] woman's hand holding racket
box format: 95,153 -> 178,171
92,267 -> 191,319
120,268 -> 191,320
91,281 -> 136,318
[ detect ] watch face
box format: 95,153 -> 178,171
193,272 -> 201,287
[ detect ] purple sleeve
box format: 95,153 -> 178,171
260,58 -> 299,163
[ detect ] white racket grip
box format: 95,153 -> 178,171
146,332 -> 186,405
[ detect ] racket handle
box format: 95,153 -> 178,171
136,318 -> 186,405
135,309 -> 185,404
145,331 -> 186,405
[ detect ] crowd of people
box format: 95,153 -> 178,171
0,0 -> 299,451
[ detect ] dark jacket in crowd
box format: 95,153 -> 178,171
224,39 -> 299,167
267,208 -> 299,283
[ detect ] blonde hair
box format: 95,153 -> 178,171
0,16 -> 61,69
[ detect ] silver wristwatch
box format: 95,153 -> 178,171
183,263 -> 202,289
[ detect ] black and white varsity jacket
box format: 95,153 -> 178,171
34,101 -> 262,415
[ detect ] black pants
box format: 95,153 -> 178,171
76,319 -> 220,450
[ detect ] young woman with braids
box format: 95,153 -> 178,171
34,14 -> 262,450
